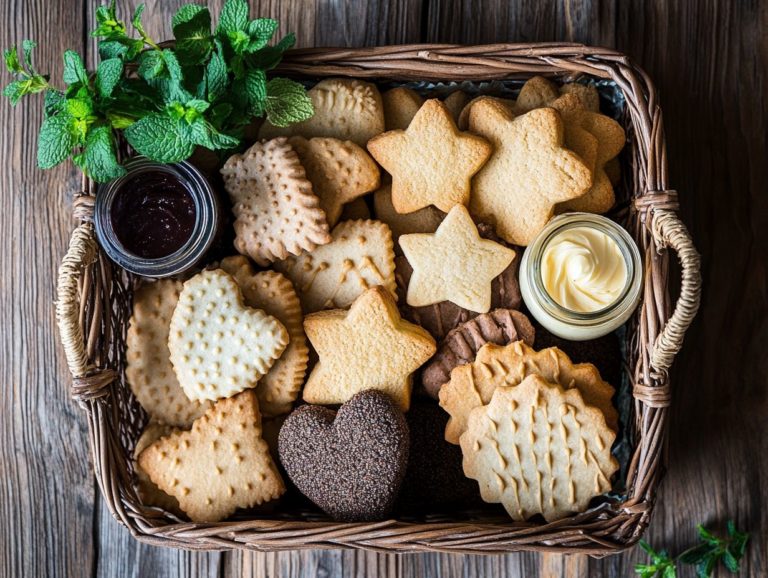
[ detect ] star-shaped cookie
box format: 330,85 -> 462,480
399,205 -> 516,314
367,99 -> 492,214
468,100 -> 592,246
302,286 -> 436,411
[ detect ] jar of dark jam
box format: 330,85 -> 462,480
94,157 -> 221,277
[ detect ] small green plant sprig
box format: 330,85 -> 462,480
2,0 -> 313,182
635,520 -> 750,578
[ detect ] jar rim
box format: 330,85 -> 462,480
94,157 -> 219,277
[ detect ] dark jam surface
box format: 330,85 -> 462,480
110,171 -> 196,259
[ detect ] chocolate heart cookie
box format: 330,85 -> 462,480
277,390 -> 409,521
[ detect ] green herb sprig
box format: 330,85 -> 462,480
2,0 -> 313,182
635,520 -> 750,578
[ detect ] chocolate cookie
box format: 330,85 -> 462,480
397,402 -> 478,510
395,224 -> 521,341
278,390 -> 409,521
421,309 -> 536,399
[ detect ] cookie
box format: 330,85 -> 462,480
372,183 -> 445,254
221,137 -> 331,266
514,76 -> 560,112
220,256 -> 308,416
367,99 -> 492,213
168,269 -> 289,402
467,101 -> 592,245
339,196 -> 371,220
259,78 -> 385,147
126,280 -> 211,427
440,341 -> 618,444
397,401 -> 477,509
138,390 -> 285,523
457,95 -> 515,130
442,90 -> 468,122
421,309 -> 535,399
288,136 -> 380,227
302,286 -> 436,411
278,390 -> 409,521
399,204 -> 516,313
560,82 -> 600,112
274,219 -> 397,313
461,374 -> 618,522
134,422 -> 181,514
394,223 -> 522,341
382,87 -> 424,130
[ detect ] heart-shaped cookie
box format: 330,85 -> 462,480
278,390 -> 409,521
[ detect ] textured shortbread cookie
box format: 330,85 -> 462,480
220,256 -> 308,416
373,183 -> 445,253
514,76 -> 560,112
443,90 -> 469,122
288,136 -> 380,227
134,423 -> 181,514
367,99 -> 492,213
461,375 -> 618,522
138,390 -> 285,523
468,101 -> 592,245
168,269 -> 289,402
339,197 -> 371,220
274,219 -> 397,313
421,308 -> 535,399
457,95 -> 516,130
440,340 -> 617,444
399,205 -> 516,313
560,82 -> 601,112
126,280 -> 212,426
302,286 -> 436,411
382,87 -> 424,130
221,138 -> 331,265
259,78 -> 385,147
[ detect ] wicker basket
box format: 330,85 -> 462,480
55,44 -> 701,555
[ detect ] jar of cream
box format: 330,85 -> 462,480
94,157 -> 222,277
520,213 -> 642,340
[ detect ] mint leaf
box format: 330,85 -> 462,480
245,18 -> 278,52
244,68 -> 266,115
249,32 -> 295,70
4,46 -> 22,73
2,81 -> 25,105
173,5 -> 212,65
186,99 -> 209,113
92,1 -> 126,39
82,125 -> 125,182
124,112 -> 195,162
98,40 -> 128,60
189,118 -> 239,150
264,78 -> 312,127
22,40 -> 36,69
205,40 -> 228,101
217,0 -> 248,35
66,97 -> 93,119
62,50 -> 88,85
37,113 -> 75,169
95,58 -> 123,97
131,4 -> 147,36
137,50 -> 165,80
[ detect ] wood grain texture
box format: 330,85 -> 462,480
0,0 -> 765,577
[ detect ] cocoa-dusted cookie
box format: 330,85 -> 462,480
278,390 -> 409,522
421,309 -> 535,399
394,223 -> 522,341
396,402 -> 477,510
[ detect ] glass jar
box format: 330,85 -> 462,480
94,157 -> 222,277
519,213 -> 643,340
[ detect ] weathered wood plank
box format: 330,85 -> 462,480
0,1 -> 93,577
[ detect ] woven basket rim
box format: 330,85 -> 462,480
55,42 -> 701,555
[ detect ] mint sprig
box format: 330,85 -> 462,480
635,521 -> 750,578
2,0 -> 313,182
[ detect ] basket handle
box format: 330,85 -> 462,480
56,223 -> 117,402
648,208 -> 702,373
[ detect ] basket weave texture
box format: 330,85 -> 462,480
55,43 -> 701,555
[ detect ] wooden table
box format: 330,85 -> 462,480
1,1 -> 765,576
